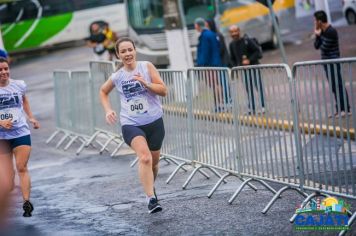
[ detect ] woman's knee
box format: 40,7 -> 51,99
16,163 -> 28,174
139,152 -> 152,165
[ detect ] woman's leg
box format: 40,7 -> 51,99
0,140 -> 14,225
13,145 -> 31,201
151,150 -> 160,181
130,136 -> 155,197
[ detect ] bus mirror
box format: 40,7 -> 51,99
163,0 -> 183,30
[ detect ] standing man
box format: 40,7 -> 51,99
314,10 -> 351,117
229,25 -> 265,114
194,17 -> 224,112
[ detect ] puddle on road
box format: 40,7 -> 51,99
112,203 -> 132,211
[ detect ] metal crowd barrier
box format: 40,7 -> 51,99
46,70 -> 74,148
47,60 -> 355,235
47,61 -> 124,155
288,58 -> 356,235
85,61 -> 124,156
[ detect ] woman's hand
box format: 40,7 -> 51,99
133,73 -> 150,88
0,119 -> 13,129
29,117 -> 40,129
105,110 -> 117,125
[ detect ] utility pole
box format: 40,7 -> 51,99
163,0 -> 193,70
257,0 -> 288,64
163,0 -> 194,102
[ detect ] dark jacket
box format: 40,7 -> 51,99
314,25 -> 340,59
229,35 -> 261,67
196,29 -> 221,67
216,32 -> 230,67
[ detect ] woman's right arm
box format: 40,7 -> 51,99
99,78 -> 117,125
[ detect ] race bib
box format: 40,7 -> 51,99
0,109 -> 20,123
127,97 -> 149,116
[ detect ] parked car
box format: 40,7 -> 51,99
343,0 -> 356,24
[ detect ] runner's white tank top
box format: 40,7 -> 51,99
0,79 -> 30,139
111,61 -> 163,126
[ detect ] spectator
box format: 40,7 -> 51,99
86,23 -> 108,60
103,23 -> 118,61
314,10 -> 351,117
229,25 -> 265,115
206,19 -> 232,107
194,17 -> 224,112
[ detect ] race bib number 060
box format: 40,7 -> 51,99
128,98 -> 149,116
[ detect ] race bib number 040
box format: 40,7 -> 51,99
0,109 -> 19,123
127,98 -> 149,116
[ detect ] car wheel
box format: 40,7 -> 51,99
346,9 -> 356,24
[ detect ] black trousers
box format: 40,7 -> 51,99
323,63 -> 350,112
243,69 -> 265,112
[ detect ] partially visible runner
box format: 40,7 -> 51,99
0,57 -> 40,218
99,38 -> 167,213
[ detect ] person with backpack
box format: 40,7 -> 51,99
228,25 -> 265,115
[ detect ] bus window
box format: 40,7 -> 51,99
42,0 -> 73,16
72,0 -> 122,11
183,0 -> 215,26
127,0 -> 164,32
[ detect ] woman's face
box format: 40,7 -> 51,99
117,41 -> 136,66
0,62 -> 10,85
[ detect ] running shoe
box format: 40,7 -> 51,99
148,198 -> 162,214
23,200 -> 34,217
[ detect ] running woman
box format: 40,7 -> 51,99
99,37 -> 167,213
0,57 -> 40,217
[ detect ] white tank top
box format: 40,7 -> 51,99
0,79 -> 30,139
111,61 -> 163,126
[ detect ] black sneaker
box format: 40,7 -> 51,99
23,200 -> 34,217
148,198 -> 162,214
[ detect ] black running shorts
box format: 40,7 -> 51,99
122,117 -> 165,151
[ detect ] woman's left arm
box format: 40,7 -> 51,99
143,62 -> 167,97
23,95 -> 40,129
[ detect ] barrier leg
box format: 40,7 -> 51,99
208,173 -> 231,198
262,186 -> 307,214
237,176 -> 258,191
160,157 -> 171,165
255,179 -> 277,195
99,136 -> 116,154
182,166 -> 210,190
339,211 -> 356,236
130,157 -> 139,168
166,162 -> 190,184
46,130 -> 61,144
110,140 -> 124,156
64,135 -> 79,150
56,133 -> 70,149
161,157 -> 188,172
206,167 -> 228,184
289,192 -> 329,223
85,130 -> 101,147
228,178 -> 253,204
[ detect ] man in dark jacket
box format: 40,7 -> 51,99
195,18 -> 221,67
314,10 -> 350,117
195,17 -> 224,112
229,25 -> 265,114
